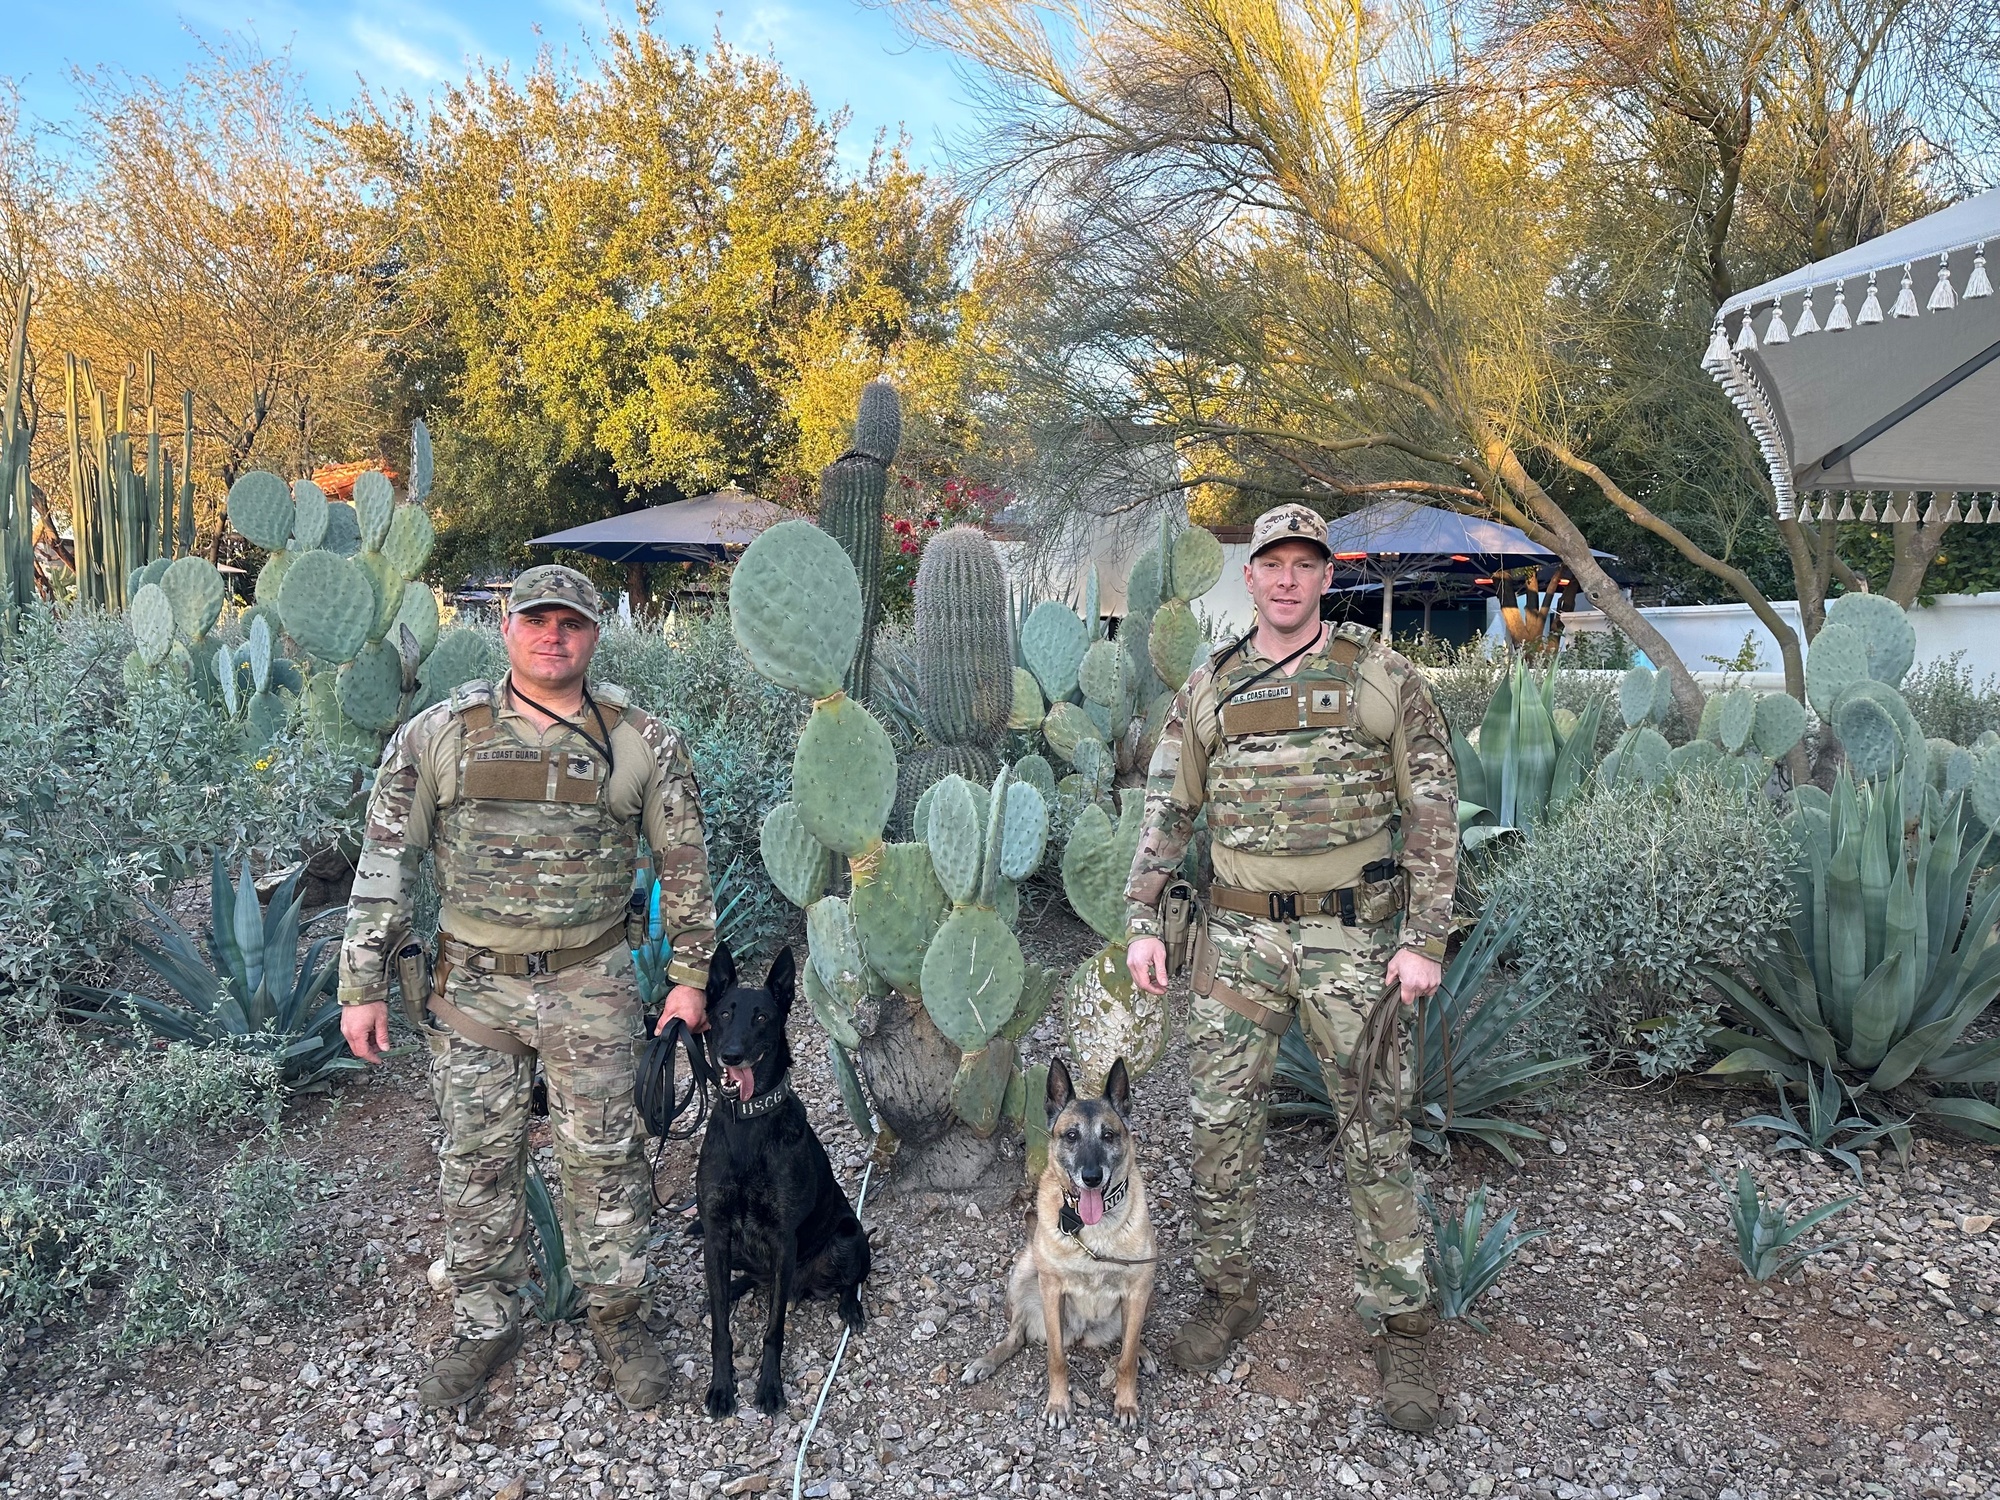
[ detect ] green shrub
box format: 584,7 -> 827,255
0,1033 -> 306,1349
1482,768 -> 1795,1060
0,608 -> 360,1025
1898,652 -> 2000,744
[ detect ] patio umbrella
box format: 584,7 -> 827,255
528,487 -> 793,565
1703,189 -> 2000,520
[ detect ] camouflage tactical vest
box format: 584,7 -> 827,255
432,681 -> 637,931
1205,628 -> 1397,855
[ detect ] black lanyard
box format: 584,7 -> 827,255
507,680 -> 616,776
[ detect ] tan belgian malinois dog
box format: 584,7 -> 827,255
961,1057 -> 1157,1426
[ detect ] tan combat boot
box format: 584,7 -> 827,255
589,1299 -> 670,1410
1166,1282 -> 1263,1373
1373,1310 -> 1443,1433
418,1318 -> 525,1409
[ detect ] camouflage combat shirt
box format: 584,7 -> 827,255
337,674 -> 716,1006
1125,623 -> 1458,960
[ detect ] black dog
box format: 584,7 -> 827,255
698,944 -> 870,1417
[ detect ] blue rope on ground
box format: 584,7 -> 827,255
791,1159 -> 875,1500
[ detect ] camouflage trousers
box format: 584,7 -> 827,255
432,946 -> 650,1338
1187,906 -> 1429,1331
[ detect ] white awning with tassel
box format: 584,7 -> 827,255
1703,189 -> 2000,519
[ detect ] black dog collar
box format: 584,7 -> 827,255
1058,1175 -> 1129,1236
727,1070 -> 795,1120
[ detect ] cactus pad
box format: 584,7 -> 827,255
827,1038 -> 876,1143
1650,665 -> 1677,724
384,504 -> 436,580
851,841 -> 947,994
278,550 -> 375,663
254,551 -> 292,610
129,557 -> 170,593
1062,794 -> 1144,943
924,775 -> 984,906
851,379 -> 903,465
999,780 -> 1050,882
1825,591 -> 1916,687
1170,526 -> 1224,600
1042,700 -> 1102,764
161,555 -> 225,642
246,689 -> 289,745
1717,688 -> 1757,752
354,470 -> 395,551
807,896 -> 871,1013
951,1039 -> 1017,1137
1125,545 -> 1163,622
246,613 -> 273,694
322,501 -> 362,557
227,471 -> 294,551
131,584 -> 175,666
1014,752 -> 1056,805
1806,623 -> 1870,717
731,519 -> 862,697
804,958 -> 860,1050
760,802 -> 832,909
1617,665 -> 1657,728
1832,679 -> 1923,783
393,582 -> 441,658
1667,737 -> 1720,776
1009,667 -> 1046,730
1021,601 -> 1089,702
291,479 -> 329,551
1752,692 -> 1808,759
1943,744 -> 1976,798
356,550 -> 407,643
337,639 -> 407,731
1969,748 -> 2000,828
1079,638 -> 1133,710
792,695 -> 897,856
418,628 -> 497,707
1000,962 -> 1059,1043
1833,692 -> 1903,780
1148,599 -> 1206,690
919,906 -> 1024,1051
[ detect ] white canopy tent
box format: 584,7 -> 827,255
1703,189 -> 2000,520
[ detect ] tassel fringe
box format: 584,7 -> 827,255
1892,265 -> 1920,319
1825,283 -> 1853,331
1929,254 -> 1958,312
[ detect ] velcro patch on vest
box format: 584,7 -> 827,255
555,753 -> 602,805
463,750 -> 556,801
1306,686 -> 1347,726
1222,683 -> 1308,736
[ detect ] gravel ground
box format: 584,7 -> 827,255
3,911 -> 1997,1500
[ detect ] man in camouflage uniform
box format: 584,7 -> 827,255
1124,504 -> 1458,1433
339,565 -> 715,1412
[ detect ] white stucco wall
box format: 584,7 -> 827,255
1555,593 -> 2000,678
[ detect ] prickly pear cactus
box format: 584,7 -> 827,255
1022,602 -> 1089,703
730,519 -> 862,697
227,471 -> 295,552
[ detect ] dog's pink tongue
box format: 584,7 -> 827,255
1078,1187 -> 1105,1226
726,1065 -> 757,1100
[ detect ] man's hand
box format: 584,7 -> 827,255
656,983 -> 708,1035
342,1002 -> 391,1065
1385,948 -> 1442,1006
1127,937 -> 1171,997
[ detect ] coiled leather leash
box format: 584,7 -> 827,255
635,1017 -> 715,1205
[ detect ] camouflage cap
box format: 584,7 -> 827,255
509,564 -> 602,624
1248,503 -> 1331,560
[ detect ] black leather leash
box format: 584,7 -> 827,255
636,1016 -> 716,1206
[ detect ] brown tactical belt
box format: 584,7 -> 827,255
1209,881 -> 1400,925
438,925 -> 625,978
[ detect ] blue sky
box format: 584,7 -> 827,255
6,0 -> 975,171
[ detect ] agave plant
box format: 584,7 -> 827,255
1734,1066 -> 1905,1185
1273,908 -> 1583,1162
524,1167 -> 582,1323
65,853 -> 356,1090
1704,770 -> 2000,1141
1424,1187 -> 1548,1333
1452,657 -> 1605,851
1717,1167 -> 1855,1283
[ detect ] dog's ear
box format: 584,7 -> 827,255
765,947 -> 796,1010
1103,1057 -> 1131,1118
706,941 -> 737,1001
1045,1056 -> 1075,1126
